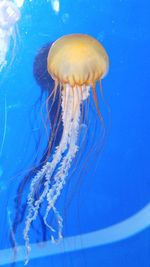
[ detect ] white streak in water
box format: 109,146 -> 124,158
0,203 -> 149,265
0,95 -> 7,157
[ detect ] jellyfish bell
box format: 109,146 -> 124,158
0,1 -> 20,30
21,34 -> 109,264
0,1 -> 20,71
47,34 -> 109,122
48,34 -> 109,87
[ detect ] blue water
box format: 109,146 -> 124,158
0,0 -> 150,266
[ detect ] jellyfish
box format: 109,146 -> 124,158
23,34 -> 109,263
0,0 -> 20,71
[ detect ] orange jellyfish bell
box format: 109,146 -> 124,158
47,34 -> 109,119
47,34 -> 109,87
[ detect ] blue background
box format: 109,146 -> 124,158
0,0 -> 150,266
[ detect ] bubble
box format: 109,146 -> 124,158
61,13 -> 69,24
51,0 -> 60,14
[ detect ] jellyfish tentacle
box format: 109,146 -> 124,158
50,206 -> 63,243
43,86 -> 87,241
23,162 -> 51,264
46,87 -> 62,158
44,142 -> 79,241
0,28 -> 9,70
24,85 -> 88,261
92,83 -> 105,127
24,83 -> 76,262
43,86 -> 78,240
25,84 -> 72,213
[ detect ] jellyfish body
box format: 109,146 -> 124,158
0,1 -> 20,71
24,34 -> 109,263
